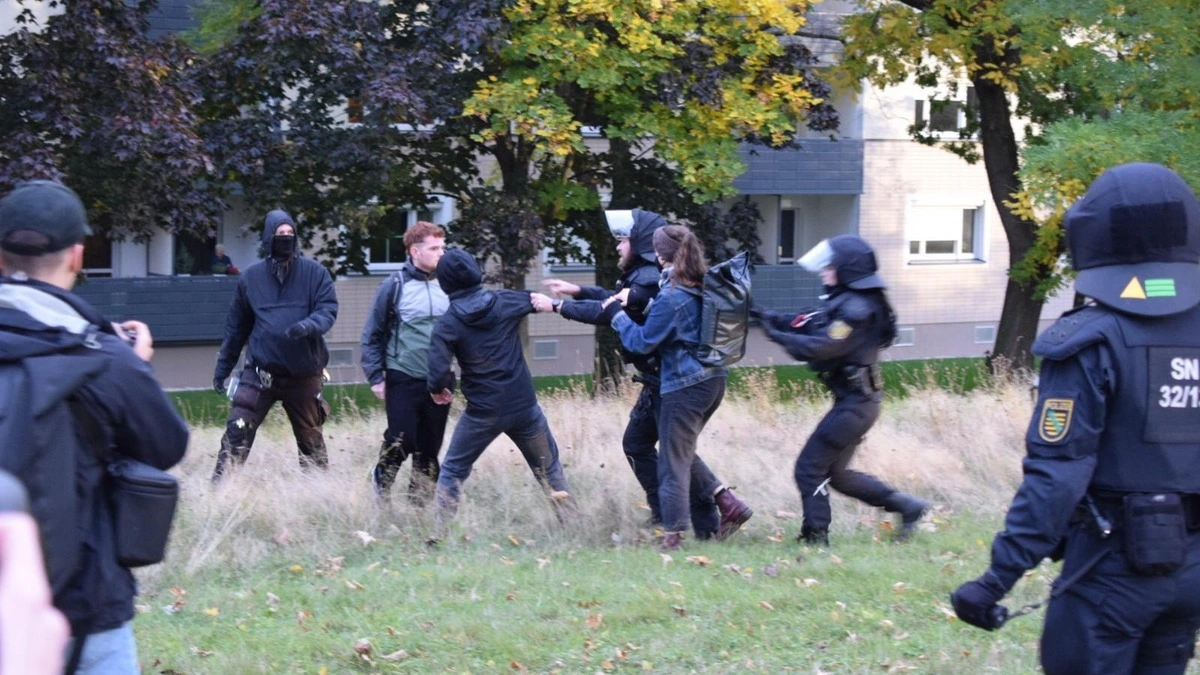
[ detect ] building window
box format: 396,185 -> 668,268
893,327 -> 915,347
778,208 -> 797,264
82,234 -> 113,277
366,205 -> 442,273
906,194 -> 987,263
327,348 -> 355,367
974,325 -> 996,344
915,86 -> 978,135
532,339 -> 559,360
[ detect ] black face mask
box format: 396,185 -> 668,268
271,235 -> 295,259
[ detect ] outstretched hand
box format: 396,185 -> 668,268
530,292 -> 556,313
542,279 -> 580,297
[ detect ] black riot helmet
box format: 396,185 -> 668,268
605,209 -> 668,263
798,234 -> 886,290
1065,163 -> 1200,317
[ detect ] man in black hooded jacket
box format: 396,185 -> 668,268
212,210 -> 339,481
427,248 -> 575,529
755,234 -> 927,546
535,209 -> 752,540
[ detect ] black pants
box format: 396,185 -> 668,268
1041,526 -> 1200,674
625,383 -> 720,537
794,391 -> 896,533
215,369 -> 329,477
376,369 -> 450,501
657,377 -> 726,534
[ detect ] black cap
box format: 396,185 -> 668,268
1066,163 -> 1200,317
0,181 -> 92,255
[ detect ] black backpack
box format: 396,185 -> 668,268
694,252 -> 752,368
0,330 -> 108,596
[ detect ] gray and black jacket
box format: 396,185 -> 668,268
360,261 -> 449,384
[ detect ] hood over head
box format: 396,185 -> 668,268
262,210 -> 297,259
437,248 -> 484,297
628,209 -> 668,263
1066,162 -> 1200,316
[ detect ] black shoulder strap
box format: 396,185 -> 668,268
387,269 -> 407,331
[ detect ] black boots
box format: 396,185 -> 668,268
885,493 -> 929,541
798,526 -> 829,546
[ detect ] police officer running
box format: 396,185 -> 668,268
754,235 -> 927,545
952,163 -> 1200,674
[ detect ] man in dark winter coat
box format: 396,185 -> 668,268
212,210 -> 339,481
952,163 -> 1200,674
0,181 -> 189,673
427,248 -> 575,529
535,209 -> 752,540
755,234 -> 927,545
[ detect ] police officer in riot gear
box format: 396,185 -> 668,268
951,163 -> 1200,674
754,234 -> 927,545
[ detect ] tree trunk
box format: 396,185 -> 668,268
588,139 -> 637,394
971,70 -> 1042,373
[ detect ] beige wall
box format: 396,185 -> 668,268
860,140 -> 1074,330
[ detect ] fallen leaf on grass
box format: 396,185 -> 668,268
576,599 -> 601,608
506,593 -> 517,601
134,604 -> 150,614
723,564 -> 741,574
296,610 -> 313,626
344,579 -> 365,591
382,650 -> 409,661
759,601 -> 775,611
536,557 -> 551,569
685,555 -> 711,567
273,528 -> 292,546
355,530 -> 376,546
766,532 -> 785,543
892,582 -> 906,595
354,638 -> 372,661
266,592 -> 280,610
189,647 -> 215,657
508,534 -> 523,547
288,565 -> 304,574
829,554 -> 844,566
774,510 -> 798,520
800,578 -> 819,587
586,613 -> 604,630
671,606 -> 686,617
764,564 -> 779,578
202,607 -> 219,617
510,660 -> 525,670
660,553 -> 673,566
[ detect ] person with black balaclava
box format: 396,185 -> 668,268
754,234 -> 927,546
211,210 -> 339,482
534,209 -> 753,541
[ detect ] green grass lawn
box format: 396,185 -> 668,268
136,513 -> 1057,674
171,358 -> 993,427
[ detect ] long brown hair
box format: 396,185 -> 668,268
653,224 -> 707,287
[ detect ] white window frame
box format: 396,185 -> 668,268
914,85 -> 978,139
974,325 -> 996,344
327,347 -> 356,367
893,327 -> 916,347
365,196 -> 454,274
905,193 -> 989,264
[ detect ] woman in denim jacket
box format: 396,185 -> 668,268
602,225 -> 734,551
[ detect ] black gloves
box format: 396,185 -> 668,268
286,320 -> 315,339
748,305 -> 767,326
951,570 -> 1010,631
213,376 -> 226,394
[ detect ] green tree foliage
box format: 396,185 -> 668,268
0,0 -> 222,242
837,0 -> 1199,370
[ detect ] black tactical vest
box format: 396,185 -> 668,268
1040,305 -> 1200,493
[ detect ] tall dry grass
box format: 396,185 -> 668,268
147,375 -> 1035,592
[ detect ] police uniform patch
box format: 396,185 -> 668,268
827,320 -> 852,340
1038,398 -> 1074,443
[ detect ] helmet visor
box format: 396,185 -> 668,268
797,239 -> 834,273
604,210 -> 634,239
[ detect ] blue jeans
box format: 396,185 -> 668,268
657,377 -> 726,533
435,403 -> 571,523
66,622 -> 138,674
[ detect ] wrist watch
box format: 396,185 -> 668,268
552,298 -> 563,313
